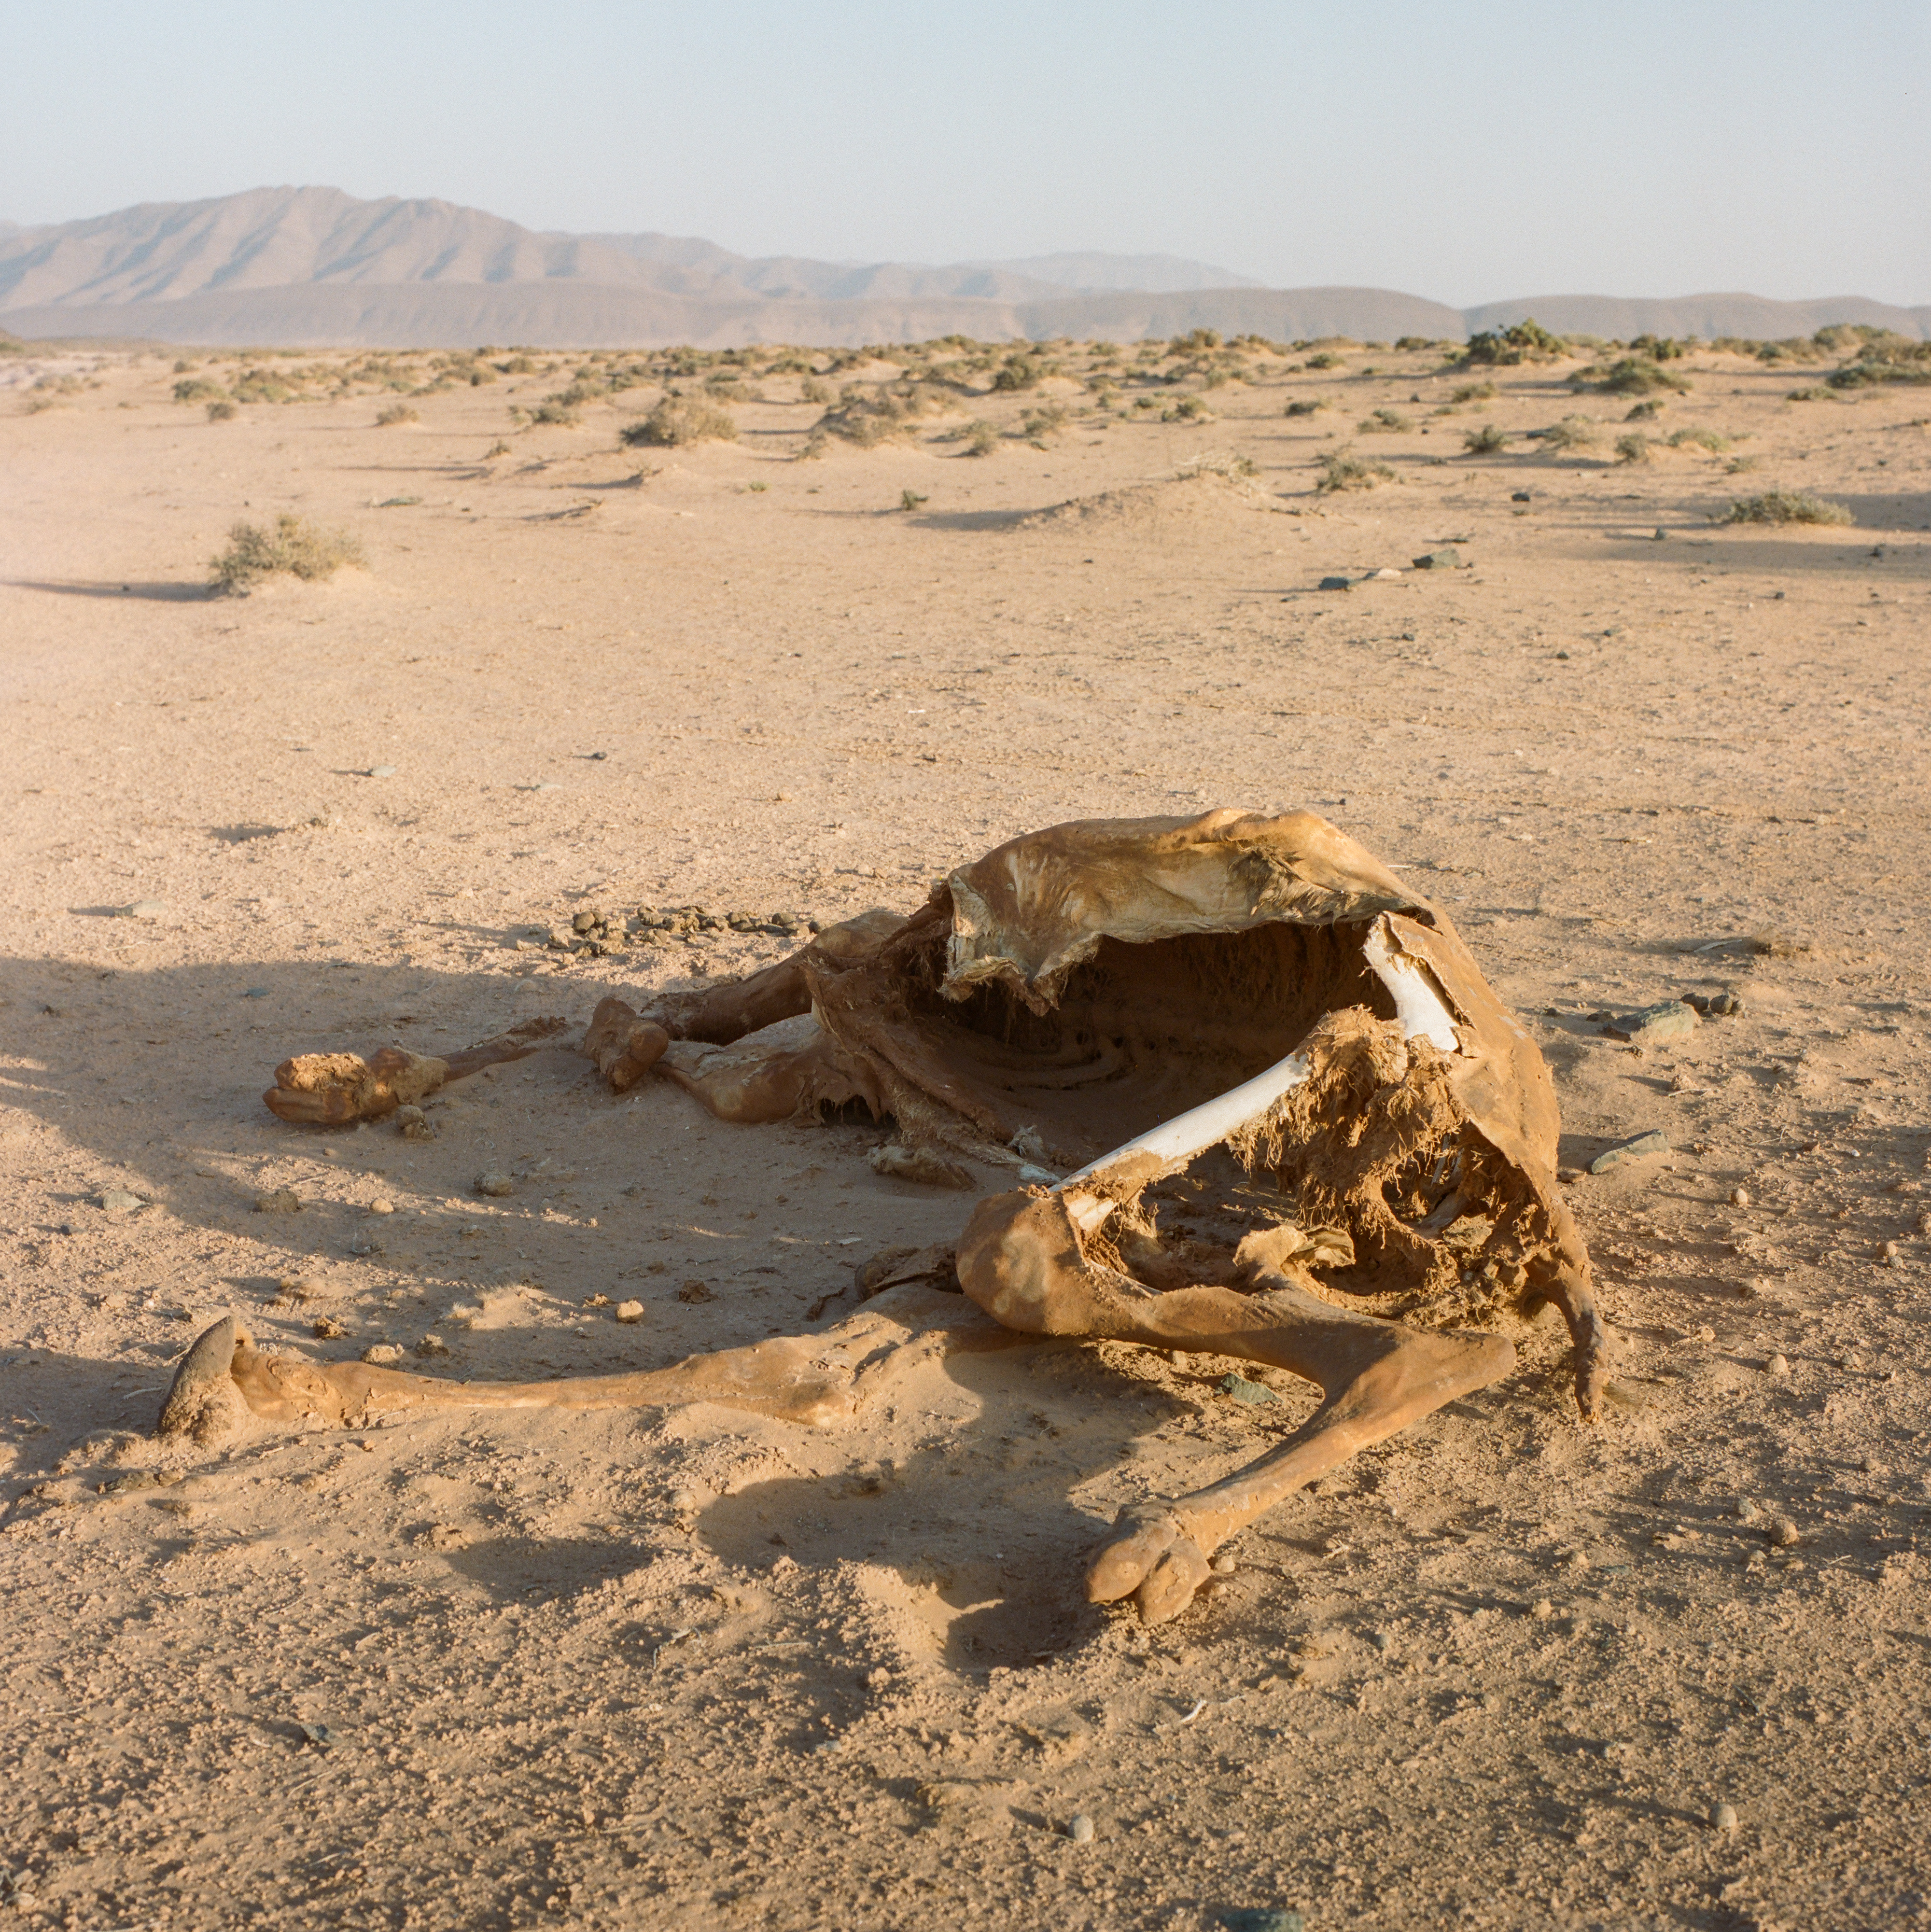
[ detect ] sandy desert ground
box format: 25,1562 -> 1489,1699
1,331 -> 1929,1932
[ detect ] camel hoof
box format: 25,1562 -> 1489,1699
1087,1506 -> 1211,1622
156,1316 -> 252,1446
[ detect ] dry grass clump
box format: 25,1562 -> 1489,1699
1315,446 -> 1394,492
206,399 -> 237,422
1726,490 -> 1851,526
1786,386 -> 1838,403
375,404 -> 419,427
1303,350 -> 1344,370
1357,407 -> 1413,434
1020,404 -> 1070,442
1283,398 -> 1327,417
1667,427 -> 1732,452
1462,422 -> 1511,454
1450,380 -> 1498,403
1461,318 -> 1565,365
1161,395 -> 1214,423
622,398 -> 738,447
210,515 -> 364,594
1537,414 -> 1600,452
1827,337 -> 1931,389
1614,432 -> 1652,464
173,377 -> 227,405
991,353 -> 1048,392
1572,357 -> 1691,396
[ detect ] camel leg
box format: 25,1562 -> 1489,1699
957,1189 -> 1512,1622
264,1017 -> 572,1126
155,1287 -> 1007,1449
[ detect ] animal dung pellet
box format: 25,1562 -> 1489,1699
1066,1814 -> 1095,1844
474,1171 -> 514,1197
1768,1516 -> 1802,1547
253,1187 -> 303,1214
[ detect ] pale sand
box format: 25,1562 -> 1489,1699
1,341 -> 1928,1929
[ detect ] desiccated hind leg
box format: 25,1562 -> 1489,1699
155,1287 -> 1007,1450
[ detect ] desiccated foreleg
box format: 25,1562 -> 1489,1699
957,1189 -> 1513,1623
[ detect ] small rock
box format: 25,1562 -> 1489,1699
1317,574 -> 1351,591
369,1197 -> 395,1215
615,1300 -> 644,1324
1730,1186 -> 1750,1207
361,1343 -> 404,1366
474,1172 -> 514,1198
1769,1516 -> 1801,1547
1411,547 -> 1461,568
414,1333 -> 449,1358
1589,1130 -> 1669,1176
669,1487 -> 700,1513
1370,566 -> 1402,580
123,899 -> 166,920
1604,1002 -> 1698,1046
1878,1240 -> 1900,1266
546,927 -> 574,950
367,765 -> 397,779
347,1237 -> 384,1257
396,1105 -> 434,1141
677,1278 -> 713,1303
312,1316 -> 350,1340
97,1189 -> 143,1214
1218,1912 -> 1304,1932
1765,1353 -> 1790,1378
572,910 -> 601,934
1511,490 -> 1533,503
1218,1371 -> 1279,1405
1529,1597 -> 1554,1620
1710,1801 -> 1738,1832
1066,1814 -> 1095,1844
1210,1553 -> 1237,1576
253,1188 -> 304,1214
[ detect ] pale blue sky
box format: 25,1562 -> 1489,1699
5,0 -> 1927,304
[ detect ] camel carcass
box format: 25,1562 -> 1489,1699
169,810 -> 1603,1625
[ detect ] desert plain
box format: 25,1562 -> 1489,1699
1,330 -> 1929,1931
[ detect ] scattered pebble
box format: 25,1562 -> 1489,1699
678,1278 -> 713,1303
1066,1813 -> 1095,1844
361,1343 -> 404,1366
1729,1186 -> 1750,1207
312,1316 -> 349,1340
122,899 -> 166,920
1217,1911 -> 1304,1932
254,1188 -> 303,1215
1604,1003 -> 1697,1047
1530,1598 -> 1554,1620
1769,1516 -> 1802,1548
1218,1371 -> 1279,1405
1318,574 -> 1351,591
615,1300 -> 644,1324
414,1334 -> 449,1358
1412,547 -> 1461,569
369,1198 -> 394,1215
474,1172 -> 514,1197
1710,1802 -> 1738,1832
1765,1353 -> 1790,1378
1210,1554 -> 1237,1576
1736,1497 -> 1764,1525
96,1189 -> 142,1214
1878,1240 -> 1900,1266
669,1487 -> 700,1513
367,765 -> 396,778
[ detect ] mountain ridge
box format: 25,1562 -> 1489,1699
3,186 -> 1925,349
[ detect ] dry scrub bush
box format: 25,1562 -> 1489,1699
623,399 -> 738,447
1726,490 -> 1851,526
1614,432 -> 1652,464
375,404 -> 419,427
1451,380 -> 1497,403
1573,357 -> 1690,396
1162,395 -> 1213,423
1357,407 -> 1413,434
1283,398 -> 1327,417
210,515 -> 364,594
1667,427 -> 1732,452
1787,386 -> 1838,403
1538,415 -> 1599,451
1462,422 -> 1511,454
206,399 -> 237,422
1462,318 -> 1565,365
173,378 -> 227,405
1315,446 -> 1393,492
1828,338 -> 1931,389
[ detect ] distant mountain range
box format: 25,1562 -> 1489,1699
2,187 -> 1925,350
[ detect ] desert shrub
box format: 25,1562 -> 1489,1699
1304,351 -> 1343,370
173,377 -> 228,405
1614,432 -> 1652,463
963,420 -> 1000,456
376,404 -> 419,427
1624,399 -> 1665,420
1786,385 -> 1837,403
1394,335 -> 1435,351
1827,338 -> 1931,389
1315,446 -> 1393,492
1162,395 -> 1213,422
1572,357 -> 1690,395
799,377 -> 831,404
991,353 -> 1046,392
1726,490 -> 1850,526
1357,407 -> 1413,433
1462,422 -> 1511,454
1463,317 -> 1565,365
1724,455 -> 1760,474
1628,333 -> 1689,361
1169,328 -> 1222,354
623,398 -> 737,446
231,368 -> 294,404
1451,380 -> 1497,403
1020,404 -> 1069,440
482,439 -> 511,459
210,515 -> 364,593
1667,427 -> 1731,451
1537,414 -> 1599,451
206,399 -> 237,422
1283,397 -> 1327,417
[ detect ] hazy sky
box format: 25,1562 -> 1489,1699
4,0 -> 1927,304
